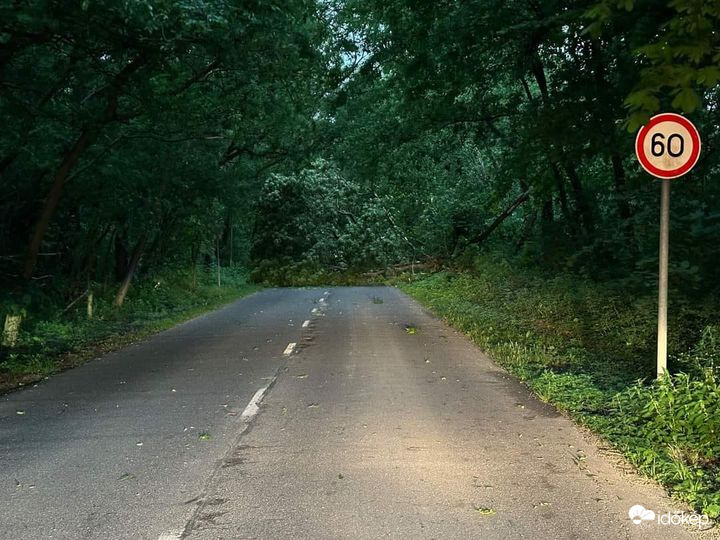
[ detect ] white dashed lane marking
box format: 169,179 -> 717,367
283,342 -> 296,356
240,383 -> 273,423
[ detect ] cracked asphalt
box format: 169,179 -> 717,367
0,287 -> 700,539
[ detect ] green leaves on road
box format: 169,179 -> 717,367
474,507 -> 496,516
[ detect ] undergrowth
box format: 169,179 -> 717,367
0,266 -> 257,390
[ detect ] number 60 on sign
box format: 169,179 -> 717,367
635,112 -> 701,179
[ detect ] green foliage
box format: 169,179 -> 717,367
251,160 -> 409,271
588,0 -> 720,126
1,0 -> 328,307
402,259 -> 719,516
608,371 -> 720,515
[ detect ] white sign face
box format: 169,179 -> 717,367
635,113 -> 701,179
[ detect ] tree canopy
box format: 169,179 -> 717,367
1,0 -> 719,302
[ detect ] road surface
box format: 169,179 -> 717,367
0,288 -> 698,539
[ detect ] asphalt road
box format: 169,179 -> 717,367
0,287 -> 699,539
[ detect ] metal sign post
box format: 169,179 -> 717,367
657,179 -> 670,377
635,113 -> 701,378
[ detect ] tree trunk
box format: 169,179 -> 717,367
22,55 -> 146,280
190,238 -> 200,289
550,162 -> 571,222
562,160 -> 594,235
531,53 -> 550,106
229,223 -> 233,267
542,198 -> 555,227
2,314 -> 22,348
611,152 -> 632,221
530,53 -> 594,237
87,290 -> 94,319
470,190 -> 531,246
114,233 -> 148,307
23,129 -> 92,279
516,210 -> 538,251
114,233 -> 129,281
74,222 -> 111,283
216,237 -> 221,287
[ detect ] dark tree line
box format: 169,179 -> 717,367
264,0 -> 719,298
2,0 -> 720,308
1,0 -> 328,306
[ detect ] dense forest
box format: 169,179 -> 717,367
1,0 -> 719,518
3,0 -> 720,301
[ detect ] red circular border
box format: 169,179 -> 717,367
635,113 -> 701,179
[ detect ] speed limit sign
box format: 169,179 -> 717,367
635,112 -> 701,379
635,113 -> 701,179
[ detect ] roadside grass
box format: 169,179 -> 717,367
0,267 -> 258,392
399,259 -> 720,519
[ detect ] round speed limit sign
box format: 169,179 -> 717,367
635,113 -> 701,179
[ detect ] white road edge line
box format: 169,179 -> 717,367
240,382 -> 273,423
302,320 -> 310,328
283,342 -> 296,356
